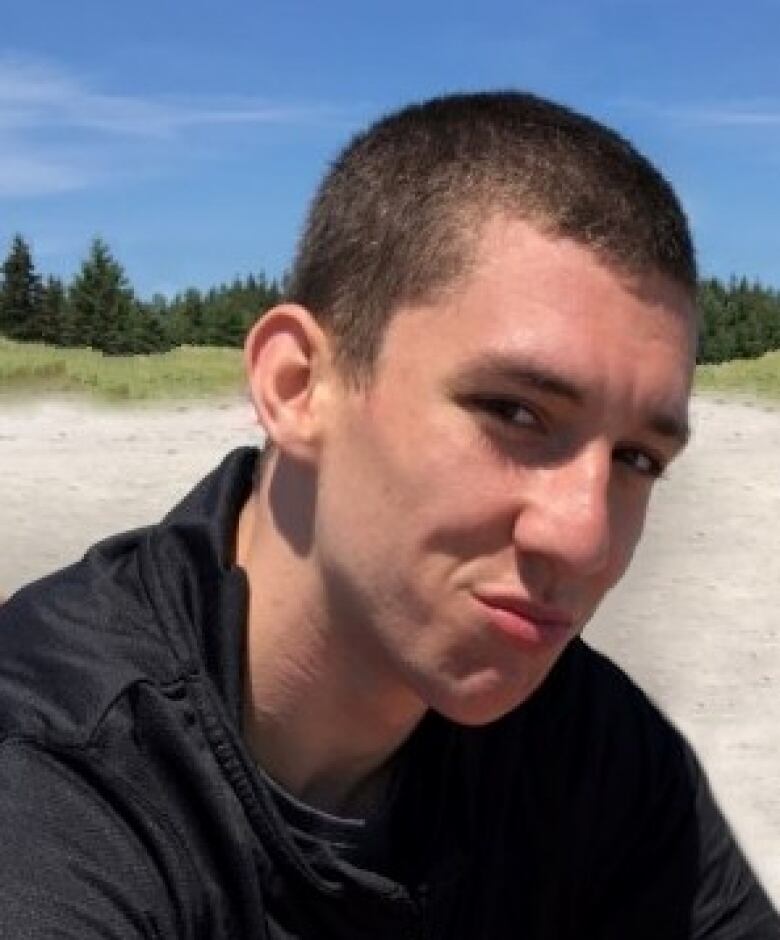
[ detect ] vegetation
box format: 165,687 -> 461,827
67,239 -> 166,355
1,233 -> 779,401
0,235 -> 44,343
0,338 -> 243,401
695,349 -> 780,400
0,234 -> 281,356
4,338 -> 780,405
698,277 -> 780,364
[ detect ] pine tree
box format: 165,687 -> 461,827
0,234 -> 43,341
130,303 -> 173,354
169,288 -> 206,345
38,276 -> 69,345
69,238 -> 137,353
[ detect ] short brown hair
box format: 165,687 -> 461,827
287,91 -> 696,378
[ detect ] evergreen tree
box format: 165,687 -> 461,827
130,302 -> 173,354
155,273 -> 282,349
169,288 -> 207,345
0,234 -> 43,341
38,276 -> 69,345
69,238 -> 137,353
698,275 -> 780,363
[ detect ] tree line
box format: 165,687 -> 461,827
698,277 -> 780,363
1,233 -> 779,362
0,235 -> 281,355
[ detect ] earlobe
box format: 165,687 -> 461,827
244,304 -> 330,462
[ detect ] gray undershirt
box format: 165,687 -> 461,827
259,765 -> 399,875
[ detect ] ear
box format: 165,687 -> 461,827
244,304 -> 333,463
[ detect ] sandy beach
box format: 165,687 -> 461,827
1,393 -> 778,904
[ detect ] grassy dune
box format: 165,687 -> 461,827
0,339 -> 244,401
695,349 -> 780,401
2,338 -> 780,402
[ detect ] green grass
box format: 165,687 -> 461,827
0,339 -> 244,401
3,338 -> 780,404
695,349 -> 780,401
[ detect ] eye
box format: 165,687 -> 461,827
614,446 -> 665,479
474,397 -> 540,429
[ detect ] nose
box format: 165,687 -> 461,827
513,447 -> 612,578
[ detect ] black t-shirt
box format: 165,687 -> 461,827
0,448 -> 777,939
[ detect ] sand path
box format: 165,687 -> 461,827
1,394 -> 778,904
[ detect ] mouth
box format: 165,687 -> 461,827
472,591 -> 575,649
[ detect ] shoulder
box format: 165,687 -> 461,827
0,512 -> 250,936
0,526 -> 186,747
0,447 -> 256,749
0,735 -> 185,937
466,641 -> 780,936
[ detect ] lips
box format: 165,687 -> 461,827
472,592 -> 574,649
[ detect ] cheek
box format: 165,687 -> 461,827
364,405 -> 483,520
313,419 -> 430,575
605,491 -> 652,585
319,392 -> 513,577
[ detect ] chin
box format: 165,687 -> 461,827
427,670 -> 550,728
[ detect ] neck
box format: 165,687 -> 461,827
236,461 -> 425,816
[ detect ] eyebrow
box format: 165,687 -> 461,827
458,353 -> 691,449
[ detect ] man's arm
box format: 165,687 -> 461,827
515,644 -> 780,939
0,739 -> 180,939
589,723 -> 779,939
686,755 -> 779,939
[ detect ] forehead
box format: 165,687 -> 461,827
370,217 -> 696,412
383,217 -> 695,350
467,216 -> 695,313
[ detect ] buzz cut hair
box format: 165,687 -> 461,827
286,90 -> 696,379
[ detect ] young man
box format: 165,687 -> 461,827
0,92 -> 777,937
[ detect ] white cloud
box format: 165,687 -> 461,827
615,96 -> 780,129
0,55 -> 343,198
670,106 -> 780,128
0,153 -> 88,196
0,55 -> 338,138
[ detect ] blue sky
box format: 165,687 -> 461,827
2,0 -> 779,297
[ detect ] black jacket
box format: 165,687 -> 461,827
0,448 -> 777,939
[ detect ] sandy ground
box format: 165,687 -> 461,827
1,393 -> 778,906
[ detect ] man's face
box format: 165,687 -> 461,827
313,218 -> 696,726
